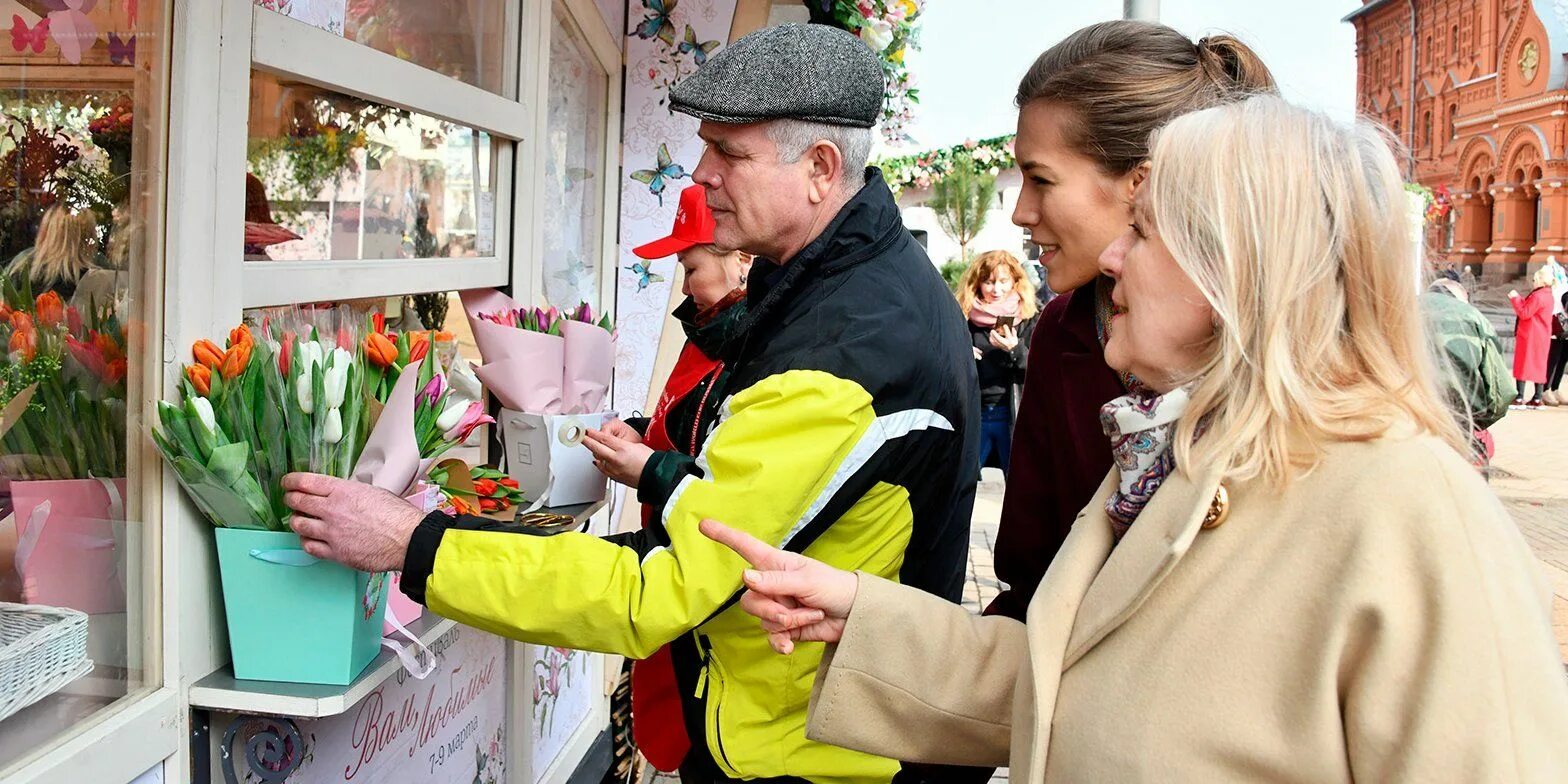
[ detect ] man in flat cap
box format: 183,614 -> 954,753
280,23 -> 977,784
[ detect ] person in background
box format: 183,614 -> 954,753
704,95 -> 1568,783
1508,265 -> 1556,408
582,183 -> 751,778
986,20 -> 1276,625
73,201 -> 134,311
6,204 -> 98,299
1422,277 -> 1514,470
955,250 -> 1037,475
1541,256 -> 1568,405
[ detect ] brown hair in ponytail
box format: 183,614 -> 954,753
1015,21 -> 1276,176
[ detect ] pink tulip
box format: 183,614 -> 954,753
418,374 -> 446,407
443,400 -> 494,444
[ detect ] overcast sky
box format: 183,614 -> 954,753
890,0 -> 1359,153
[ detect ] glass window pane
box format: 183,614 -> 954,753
0,0 -> 165,772
244,70 -> 497,262
541,9 -> 607,308
255,0 -> 510,96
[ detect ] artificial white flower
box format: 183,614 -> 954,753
322,407 -> 343,444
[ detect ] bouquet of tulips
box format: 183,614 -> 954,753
152,307 -> 369,530
476,302 -> 612,336
0,281 -> 129,480
427,462 -> 525,515
362,311 -> 457,403
410,346 -> 492,460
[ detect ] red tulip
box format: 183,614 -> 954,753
499,477 -> 519,490
9,327 -> 36,361
66,336 -> 108,379
372,312 -> 386,334
105,358 -> 127,385
66,306 -> 82,337
278,331 -> 296,375
34,291 -> 65,328
479,498 -> 500,512
474,478 -> 499,497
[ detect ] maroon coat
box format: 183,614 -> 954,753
1511,287 -> 1554,384
984,286 -> 1126,621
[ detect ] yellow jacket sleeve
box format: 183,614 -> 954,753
420,370 -> 878,657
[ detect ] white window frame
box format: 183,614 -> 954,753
235,0 -> 527,308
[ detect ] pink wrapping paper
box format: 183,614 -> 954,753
560,320 -> 614,414
14,477 -> 128,615
384,572 -> 423,636
353,368 -> 436,496
459,289 -> 564,413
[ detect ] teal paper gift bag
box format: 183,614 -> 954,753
214,528 -> 389,685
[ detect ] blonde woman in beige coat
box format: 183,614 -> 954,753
699,96 -> 1568,783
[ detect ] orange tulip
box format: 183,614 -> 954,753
8,327 -> 36,361
193,339 -> 223,368
220,340 -> 251,379
365,332 -> 398,368
92,331 -> 123,364
228,324 -> 253,349
450,495 -> 478,515
34,291 -> 65,328
433,331 -> 455,342
10,312 -> 32,333
105,358 -> 128,385
186,364 -> 212,396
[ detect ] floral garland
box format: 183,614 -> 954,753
808,1 -> 925,146
875,133 -> 1017,194
1405,182 -> 1454,224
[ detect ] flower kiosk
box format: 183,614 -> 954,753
0,1 -> 923,782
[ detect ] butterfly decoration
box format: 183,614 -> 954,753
9,15 -> 49,54
564,166 -> 595,193
40,0 -> 98,65
629,143 -> 688,206
107,31 -> 134,65
679,25 -> 719,66
626,262 -> 667,292
631,0 -> 677,47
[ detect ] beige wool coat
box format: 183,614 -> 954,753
807,434 -> 1568,782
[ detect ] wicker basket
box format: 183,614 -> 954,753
0,602 -> 94,722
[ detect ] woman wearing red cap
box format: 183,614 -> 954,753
583,183 -> 751,776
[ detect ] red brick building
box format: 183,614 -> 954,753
1346,0 -> 1568,278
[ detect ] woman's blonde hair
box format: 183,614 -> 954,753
956,250 -> 1038,320
17,205 -> 98,289
1146,95 -> 1467,485
1532,265 -> 1555,290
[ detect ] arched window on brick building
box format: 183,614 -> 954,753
1422,110 -> 1432,149
1448,103 -> 1458,139
1451,25 -> 1458,58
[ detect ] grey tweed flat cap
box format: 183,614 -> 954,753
670,24 -> 885,128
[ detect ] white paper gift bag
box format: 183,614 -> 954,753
499,409 -> 614,508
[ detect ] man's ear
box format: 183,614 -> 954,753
806,140 -> 845,204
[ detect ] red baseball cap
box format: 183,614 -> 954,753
633,184 -> 716,259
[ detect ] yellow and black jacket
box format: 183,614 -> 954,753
401,169 -> 979,784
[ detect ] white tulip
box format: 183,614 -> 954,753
323,363 -> 348,410
296,372 -> 314,414
296,341 -> 324,374
322,407 -> 343,444
435,400 -> 468,433
191,396 -> 216,432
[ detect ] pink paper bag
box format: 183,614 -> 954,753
560,320 -> 614,414
353,368 -> 436,496
459,289 -> 565,413
14,477 -> 129,615
384,572 -> 423,636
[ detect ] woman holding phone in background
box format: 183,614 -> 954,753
957,250 -> 1037,475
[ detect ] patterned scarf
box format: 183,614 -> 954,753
1101,386 -> 1192,541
